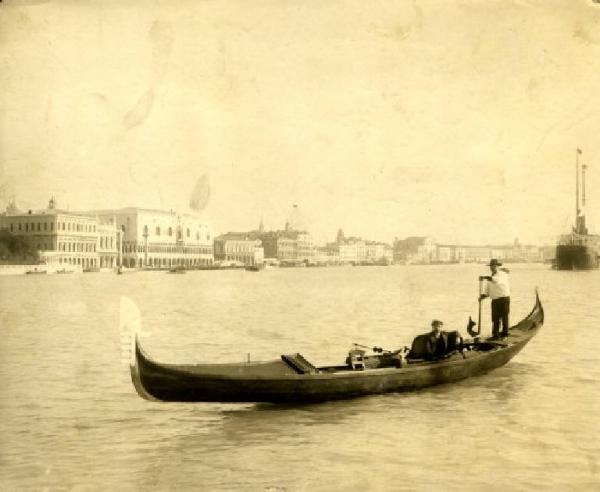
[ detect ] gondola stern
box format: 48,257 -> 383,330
120,296 -> 161,402
129,335 -> 161,402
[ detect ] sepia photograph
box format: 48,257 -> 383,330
1,0 -> 599,490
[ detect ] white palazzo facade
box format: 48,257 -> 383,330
0,199 -> 112,270
1,200 -> 213,270
95,207 -> 214,269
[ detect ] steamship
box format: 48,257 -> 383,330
555,149 -> 600,270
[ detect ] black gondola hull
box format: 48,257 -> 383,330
130,293 -> 543,403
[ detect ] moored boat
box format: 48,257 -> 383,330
125,291 -> 544,403
556,240 -> 599,270
555,149 -> 600,270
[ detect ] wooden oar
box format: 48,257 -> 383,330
352,342 -> 389,353
477,277 -> 483,336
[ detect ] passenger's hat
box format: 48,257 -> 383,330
431,319 -> 444,327
488,258 -> 502,267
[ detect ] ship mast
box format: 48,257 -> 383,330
575,148 -> 588,235
576,148 -> 580,220
582,163 -> 587,209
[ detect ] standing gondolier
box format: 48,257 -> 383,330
479,259 -> 510,339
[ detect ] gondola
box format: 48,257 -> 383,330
125,291 -> 543,403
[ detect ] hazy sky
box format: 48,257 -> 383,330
1,0 -> 600,245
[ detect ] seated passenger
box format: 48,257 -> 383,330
409,320 -> 462,360
426,319 -> 448,359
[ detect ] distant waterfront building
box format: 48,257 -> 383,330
365,241 -> 385,262
327,231 -> 392,265
541,245 -> 556,262
254,221 -> 315,263
393,236 -> 437,264
383,244 -> 394,263
296,231 -> 314,261
365,241 -> 393,264
92,207 -> 214,269
324,242 -> 341,264
432,240 -> 544,264
1,200 -> 216,270
0,198 -> 103,270
436,245 -> 456,263
95,216 -> 120,269
463,246 -> 490,263
314,245 -> 339,265
338,241 -> 359,264
214,233 -> 264,266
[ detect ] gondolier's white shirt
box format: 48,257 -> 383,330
485,270 -> 510,299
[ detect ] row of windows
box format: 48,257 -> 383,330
99,237 -> 115,249
31,243 -> 97,253
58,257 -> 97,266
58,242 -> 96,253
225,245 -> 257,253
124,257 -> 214,268
9,222 -> 54,233
142,225 -> 210,242
224,255 -> 252,262
6,221 -> 97,233
123,244 -> 213,255
59,222 -> 95,233
7,221 -> 213,242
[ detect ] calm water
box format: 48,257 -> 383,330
1,264 -> 599,491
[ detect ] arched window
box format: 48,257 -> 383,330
156,226 -> 160,236
143,225 -> 148,236
186,228 -> 190,238
168,227 -> 172,236
196,232 -> 200,240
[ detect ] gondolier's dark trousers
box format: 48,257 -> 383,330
491,296 -> 510,337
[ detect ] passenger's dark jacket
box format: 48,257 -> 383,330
425,332 -> 449,359
410,331 -> 458,360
